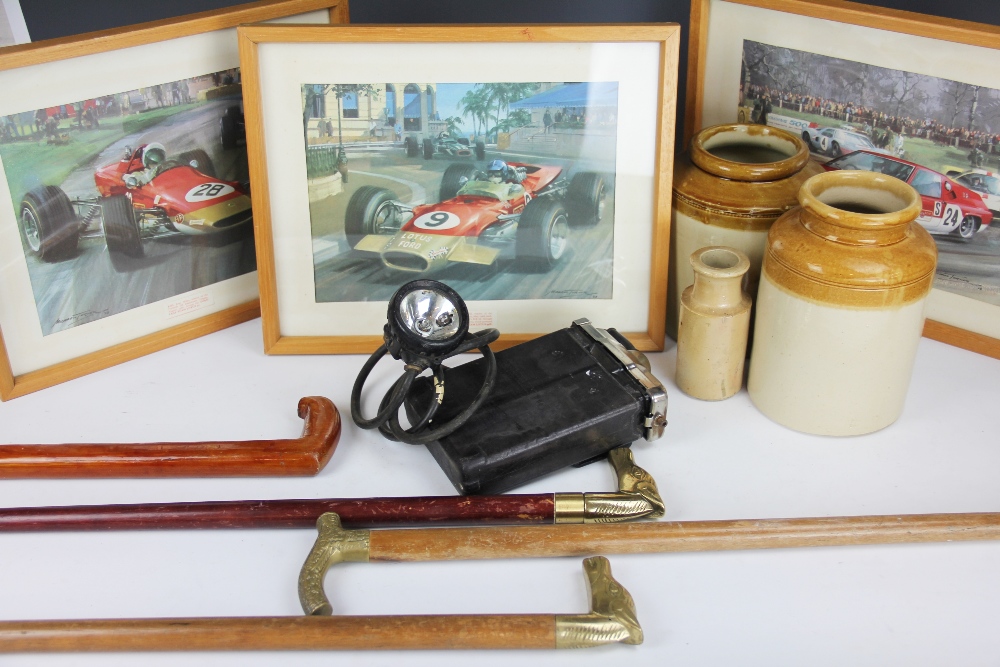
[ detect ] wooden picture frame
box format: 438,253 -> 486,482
240,24 -> 678,354
0,0 -> 349,400
686,0 -> 1000,360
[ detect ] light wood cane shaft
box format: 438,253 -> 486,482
0,615 -> 556,652
368,512 -> 1000,561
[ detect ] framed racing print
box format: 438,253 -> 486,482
687,0 -> 1000,360
0,0 -> 350,400
241,24 -> 678,354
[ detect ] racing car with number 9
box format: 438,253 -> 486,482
345,160 -> 608,273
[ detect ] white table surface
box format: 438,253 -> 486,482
1,318 -> 999,666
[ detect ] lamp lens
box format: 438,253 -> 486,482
398,289 -> 462,341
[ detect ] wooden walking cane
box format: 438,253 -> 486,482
0,396 -> 340,478
0,446 -> 663,529
297,510 -> 1000,616
0,554 -> 642,652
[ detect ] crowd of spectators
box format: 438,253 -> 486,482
744,84 -> 1000,156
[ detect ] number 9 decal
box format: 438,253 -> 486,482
413,210 -> 460,231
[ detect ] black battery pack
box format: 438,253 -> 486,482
404,319 -> 667,495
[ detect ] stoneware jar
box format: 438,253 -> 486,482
675,246 -> 752,401
668,123 -> 823,339
747,170 -> 938,436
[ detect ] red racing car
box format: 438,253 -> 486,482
19,143 -> 252,268
823,150 -> 992,240
345,161 -> 607,273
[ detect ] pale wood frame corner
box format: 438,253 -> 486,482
685,0 -> 1000,361
0,0 -> 350,400
240,23 -> 680,355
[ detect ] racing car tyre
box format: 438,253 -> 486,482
956,215 -> 977,240
221,113 -> 239,150
423,137 -> 434,160
439,163 -> 479,201
345,186 -> 398,249
457,137 -> 470,146
566,172 -> 607,227
177,149 -> 216,178
475,140 -> 486,160
830,141 -> 841,157
404,136 -> 418,158
516,198 -> 570,272
18,185 -> 80,262
103,195 -> 144,262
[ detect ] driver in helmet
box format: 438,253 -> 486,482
484,159 -> 525,185
126,142 -> 168,189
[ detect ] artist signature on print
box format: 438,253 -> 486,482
937,272 -> 1000,295
53,308 -> 112,328
547,289 -> 599,299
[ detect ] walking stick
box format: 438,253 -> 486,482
299,510 -> 1000,615
0,446 -> 663,529
0,396 -> 340,478
0,556 -> 641,652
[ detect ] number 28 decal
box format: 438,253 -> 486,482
185,183 -> 234,203
413,210 -> 460,231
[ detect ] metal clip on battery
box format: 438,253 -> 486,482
351,280 -> 499,445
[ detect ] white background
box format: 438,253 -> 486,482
701,0 -> 1000,341
0,319 -> 998,664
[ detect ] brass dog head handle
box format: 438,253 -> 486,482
554,446 -> 666,523
298,513 -> 643,648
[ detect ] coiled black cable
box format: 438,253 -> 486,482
351,328 -> 499,445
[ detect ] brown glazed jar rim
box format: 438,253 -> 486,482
798,170 -> 921,233
690,124 -> 810,182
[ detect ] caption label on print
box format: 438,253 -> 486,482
166,292 -> 215,319
469,310 -> 497,328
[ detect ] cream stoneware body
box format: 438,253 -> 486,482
668,124 -> 823,339
747,170 -> 938,436
676,247 -> 752,401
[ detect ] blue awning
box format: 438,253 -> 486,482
509,82 -> 619,110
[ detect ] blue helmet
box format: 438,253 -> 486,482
486,159 -> 508,181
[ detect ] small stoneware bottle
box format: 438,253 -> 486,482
748,170 -> 938,436
668,123 -> 823,339
675,246 -> 752,401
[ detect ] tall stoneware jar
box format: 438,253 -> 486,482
668,124 -> 823,339
747,170 -> 937,436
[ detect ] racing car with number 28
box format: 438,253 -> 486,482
345,160 -> 608,272
18,143 -> 252,269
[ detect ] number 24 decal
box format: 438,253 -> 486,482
933,202 -> 961,226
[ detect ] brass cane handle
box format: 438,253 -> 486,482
298,513 -> 370,615
555,556 -> 644,648
554,447 -> 665,523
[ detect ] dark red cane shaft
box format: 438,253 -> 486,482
0,495 -> 556,531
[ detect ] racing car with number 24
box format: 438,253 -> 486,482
345,161 -> 607,273
823,150 -> 992,240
